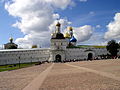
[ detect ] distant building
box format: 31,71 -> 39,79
0,22 -> 120,65
4,37 -> 18,49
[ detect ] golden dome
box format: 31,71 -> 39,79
56,22 -> 61,27
9,37 -> 13,43
68,26 -> 73,31
51,33 -> 53,36
9,37 -> 13,41
64,32 -> 71,38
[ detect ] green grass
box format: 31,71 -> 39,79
92,46 -> 106,48
0,62 -> 40,72
67,45 -> 106,49
77,45 -> 106,48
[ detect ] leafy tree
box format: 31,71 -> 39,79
106,40 -> 120,57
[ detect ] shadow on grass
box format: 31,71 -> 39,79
0,62 -> 41,72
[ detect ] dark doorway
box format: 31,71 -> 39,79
55,54 -> 61,62
88,53 -> 93,60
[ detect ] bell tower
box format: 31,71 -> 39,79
51,22 -> 67,50
49,22 -> 68,62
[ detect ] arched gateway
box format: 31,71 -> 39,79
88,53 -> 93,60
55,54 -> 61,62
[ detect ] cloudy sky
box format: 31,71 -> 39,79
0,0 -> 120,48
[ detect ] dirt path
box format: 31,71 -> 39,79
0,63 -> 51,90
23,63 -> 54,90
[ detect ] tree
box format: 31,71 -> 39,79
106,40 -> 120,57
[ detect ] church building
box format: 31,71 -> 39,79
0,22 -> 118,65
4,37 -> 18,49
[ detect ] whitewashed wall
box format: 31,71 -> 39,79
65,47 -> 110,60
0,48 -> 50,65
66,48 -> 87,60
0,47 -> 120,65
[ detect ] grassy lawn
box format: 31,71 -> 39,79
77,45 -> 106,48
0,62 -> 40,72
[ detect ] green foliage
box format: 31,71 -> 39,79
67,45 -> 106,48
106,40 -> 120,56
76,45 -> 106,48
92,46 -> 106,48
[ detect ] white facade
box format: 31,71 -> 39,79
0,48 -> 50,65
0,23 -> 119,65
0,40 -> 120,65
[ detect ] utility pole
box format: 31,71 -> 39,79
19,56 -> 20,68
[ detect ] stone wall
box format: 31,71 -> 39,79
0,48 -> 50,65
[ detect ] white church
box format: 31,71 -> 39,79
0,22 -> 118,65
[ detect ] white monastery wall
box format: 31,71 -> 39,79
0,47 -> 120,65
65,48 -> 110,60
0,48 -> 50,65
66,48 -> 87,60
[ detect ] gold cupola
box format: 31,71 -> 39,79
68,26 -> 73,31
67,26 -> 73,37
9,37 -> 13,43
64,32 -> 71,38
56,22 -> 61,27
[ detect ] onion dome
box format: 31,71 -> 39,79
70,36 -> 77,42
51,33 -> 65,39
55,33 -> 65,39
64,32 -> 71,38
4,37 -> 18,49
9,37 -> 13,41
56,22 -> 61,27
68,26 -> 73,31
9,37 -> 13,43
51,33 -> 53,36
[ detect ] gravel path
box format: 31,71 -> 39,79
0,59 -> 120,90
65,63 -> 120,81
40,60 -> 120,90
70,59 -> 120,76
23,63 -> 54,90
0,63 -> 51,90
